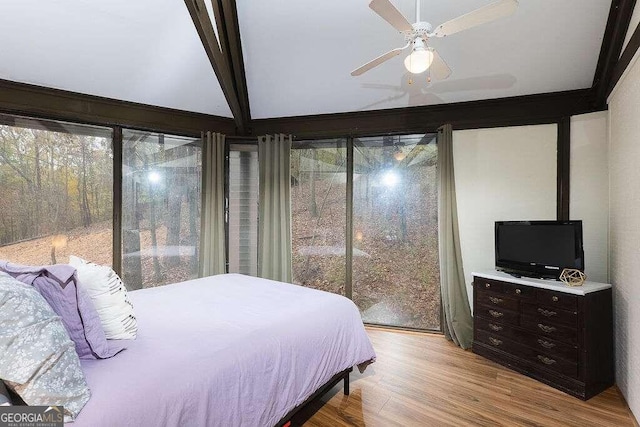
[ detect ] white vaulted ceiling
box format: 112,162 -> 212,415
0,0 -> 613,120
0,0 -> 232,117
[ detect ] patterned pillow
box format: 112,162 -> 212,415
0,272 -> 90,420
0,261 -> 124,359
0,381 -> 11,406
69,256 -> 137,340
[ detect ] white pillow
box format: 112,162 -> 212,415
69,256 -> 137,340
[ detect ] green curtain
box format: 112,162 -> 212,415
438,124 -> 473,349
199,131 -> 226,277
257,134 -> 292,282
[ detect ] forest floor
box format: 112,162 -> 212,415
0,220 -> 197,289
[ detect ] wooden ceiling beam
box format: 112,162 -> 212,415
0,79 -> 235,137
251,89 -> 599,139
184,0 -> 246,132
609,20 -> 640,95
591,0 -> 637,108
210,0 -> 251,131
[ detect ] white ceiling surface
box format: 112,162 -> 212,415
238,0 -> 611,119
0,0 -> 232,117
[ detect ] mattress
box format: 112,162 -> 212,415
72,274 -> 376,426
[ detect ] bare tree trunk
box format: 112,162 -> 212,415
188,156 -> 198,275
145,155 -> 163,282
165,144 -> 183,268
80,140 -> 92,227
122,142 -> 142,289
309,150 -> 318,217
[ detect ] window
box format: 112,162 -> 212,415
291,140 -> 347,294
227,143 -> 259,275
0,114 -> 113,266
121,130 -> 201,289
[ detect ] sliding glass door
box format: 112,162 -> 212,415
290,139 -> 347,295
121,130 -> 201,289
290,134 -> 440,331
352,134 -> 440,330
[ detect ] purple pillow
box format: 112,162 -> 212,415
0,261 -> 124,359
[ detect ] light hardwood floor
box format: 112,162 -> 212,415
297,327 -> 637,427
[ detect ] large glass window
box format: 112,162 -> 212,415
121,130 -> 201,289
352,134 -> 440,330
0,114 -> 113,266
228,144 -> 259,276
291,140 -> 347,295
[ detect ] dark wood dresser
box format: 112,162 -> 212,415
472,271 -> 613,400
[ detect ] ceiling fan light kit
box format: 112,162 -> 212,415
403,43 -> 433,74
351,0 -> 519,79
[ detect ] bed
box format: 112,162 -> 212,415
72,273 -> 376,426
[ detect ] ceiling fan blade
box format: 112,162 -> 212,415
369,0 -> 413,33
433,0 -> 518,37
429,49 -> 451,81
351,43 -> 410,76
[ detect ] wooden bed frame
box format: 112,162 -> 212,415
275,367 -> 353,427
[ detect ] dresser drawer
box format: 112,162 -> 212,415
504,282 -> 536,300
521,302 -> 577,327
475,305 -> 519,324
476,291 -> 518,311
475,316 -> 512,336
528,335 -> 577,362
475,329 -> 523,355
537,290 -> 577,310
474,278 -> 504,294
521,315 -> 577,345
524,350 -> 577,378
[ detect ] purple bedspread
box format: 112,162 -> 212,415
72,274 -> 376,426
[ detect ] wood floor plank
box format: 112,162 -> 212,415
300,328 -> 637,427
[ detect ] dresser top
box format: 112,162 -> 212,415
472,270 -> 611,295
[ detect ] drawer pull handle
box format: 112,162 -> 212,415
537,339 -> 556,349
515,289 -> 521,295
489,337 -> 503,346
489,310 -> 504,318
485,283 -> 491,288
489,296 -> 503,304
537,355 -> 556,365
488,323 -> 503,332
538,324 -> 556,333
537,308 -> 557,317
552,296 -> 559,302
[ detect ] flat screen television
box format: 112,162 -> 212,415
495,220 -> 584,280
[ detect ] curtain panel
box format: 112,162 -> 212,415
438,124 -> 473,349
199,131 -> 226,277
257,134 -> 293,282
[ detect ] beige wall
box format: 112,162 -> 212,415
608,51 -> 640,420
570,112 -> 609,283
453,125 -> 558,304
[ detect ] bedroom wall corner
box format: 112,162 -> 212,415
608,48 -> 640,421
453,125 -> 557,306
570,111 -> 609,283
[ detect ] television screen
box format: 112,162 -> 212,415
495,220 -> 584,279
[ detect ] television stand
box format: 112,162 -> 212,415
471,270 -> 613,400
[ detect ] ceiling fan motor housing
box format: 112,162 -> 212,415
404,21 -> 433,42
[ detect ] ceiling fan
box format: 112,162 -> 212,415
351,0 -> 519,79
